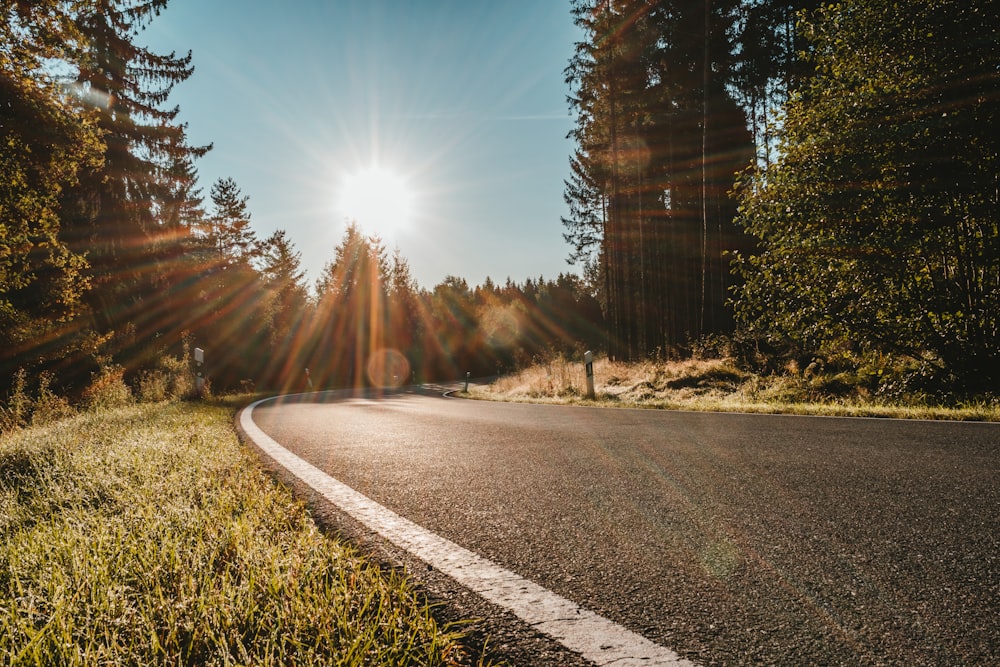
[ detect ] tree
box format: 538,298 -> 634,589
1,1 -> 103,390
59,0 -> 210,360
257,230 -> 306,304
160,152 -> 205,233
565,0 -> 665,360
310,222 -> 393,388
255,228 -> 308,383
562,151 -> 606,267
734,0 -> 1000,389
208,177 -> 257,265
564,0 -> 754,360
731,0 -> 822,168
385,248 -> 423,380
426,275 -> 484,376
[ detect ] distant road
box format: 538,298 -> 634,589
245,388 -> 1000,666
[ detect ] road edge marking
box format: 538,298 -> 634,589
239,397 -> 697,667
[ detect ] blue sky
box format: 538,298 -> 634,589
143,0 -> 583,290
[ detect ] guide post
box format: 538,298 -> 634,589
584,350 -> 595,399
194,347 -> 205,396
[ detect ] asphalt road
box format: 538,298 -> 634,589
247,388 -> 1000,666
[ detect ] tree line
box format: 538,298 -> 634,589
305,224 -> 604,392
1,0 -> 604,401
4,0 -> 999,403
564,0 -> 999,392
563,0 -> 818,359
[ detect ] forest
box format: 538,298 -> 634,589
565,0 -> 999,393
2,0 -> 998,411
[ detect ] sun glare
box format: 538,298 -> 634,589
337,166 -> 415,236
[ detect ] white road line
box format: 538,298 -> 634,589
240,397 -> 697,667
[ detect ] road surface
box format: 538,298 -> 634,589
241,387 -> 1000,666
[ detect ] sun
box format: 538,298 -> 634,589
336,165 -> 415,236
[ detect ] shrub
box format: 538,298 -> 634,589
136,368 -> 170,402
30,371 -> 76,425
0,369 -> 31,434
162,344 -> 197,400
81,359 -> 133,411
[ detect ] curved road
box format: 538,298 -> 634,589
243,387 -> 1000,666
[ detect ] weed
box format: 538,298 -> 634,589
136,368 -> 170,402
31,371 -> 76,426
80,358 -> 133,411
136,350 -> 199,403
0,369 -> 31,434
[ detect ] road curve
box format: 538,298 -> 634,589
241,388 -> 1000,666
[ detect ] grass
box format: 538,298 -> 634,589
0,398 -> 493,666
470,355 -> 1000,421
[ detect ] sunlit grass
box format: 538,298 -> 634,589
0,400 -> 491,666
470,356 -> 1000,421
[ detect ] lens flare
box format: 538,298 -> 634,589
366,348 -> 411,388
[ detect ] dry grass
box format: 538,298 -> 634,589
471,355 -> 1000,421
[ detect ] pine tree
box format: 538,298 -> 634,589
731,0 -> 822,168
257,230 -> 307,339
310,223 -> 392,387
208,177 -> 257,265
564,0 -> 754,360
565,0 -> 654,360
386,248 -> 422,379
59,0 -> 210,354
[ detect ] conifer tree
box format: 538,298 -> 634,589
310,223 -> 392,387
256,230 -> 307,343
208,177 -> 257,265
386,248 -> 422,377
59,0 -> 210,354
564,0 -> 754,360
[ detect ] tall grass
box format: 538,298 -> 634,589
0,400 -> 488,666
473,355 -> 1000,421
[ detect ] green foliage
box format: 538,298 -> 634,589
2,0 -> 212,393
734,0 -> 1000,390
1,2 -> 103,367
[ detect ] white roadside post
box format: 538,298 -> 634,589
194,347 -> 205,396
584,350 -> 595,399
465,371 -> 470,393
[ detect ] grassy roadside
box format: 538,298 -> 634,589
468,356 -> 1000,421
0,398 -> 493,666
